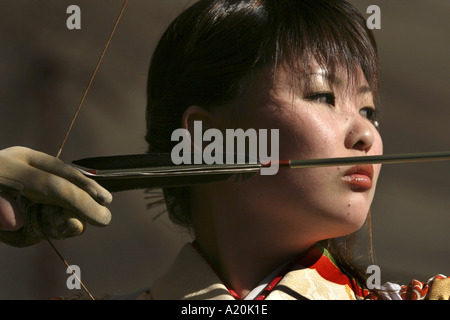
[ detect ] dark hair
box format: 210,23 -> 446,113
145,0 -> 381,297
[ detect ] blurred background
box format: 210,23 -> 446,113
0,0 -> 448,299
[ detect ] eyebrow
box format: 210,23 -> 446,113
307,72 -> 373,95
357,85 -> 372,95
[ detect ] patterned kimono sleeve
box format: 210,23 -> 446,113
400,274 -> 449,300
365,274 -> 449,300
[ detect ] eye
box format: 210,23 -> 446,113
304,92 -> 336,106
360,106 -> 381,130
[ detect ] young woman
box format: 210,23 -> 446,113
0,0 -> 448,300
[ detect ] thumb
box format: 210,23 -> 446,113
0,190 -> 24,231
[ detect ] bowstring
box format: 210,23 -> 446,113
56,0 -> 129,159
47,0 -> 129,300
44,234 -> 96,301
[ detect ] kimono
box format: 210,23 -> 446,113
127,242 -> 448,300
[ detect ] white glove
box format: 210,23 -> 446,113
0,146 -> 113,247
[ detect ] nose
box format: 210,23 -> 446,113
344,116 -> 375,153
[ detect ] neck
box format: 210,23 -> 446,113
194,236 -> 293,298
191,184 -> 313,299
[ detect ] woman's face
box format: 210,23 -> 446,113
209,65 -> 383,248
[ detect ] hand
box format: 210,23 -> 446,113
0,146 -> 113,247
427,277 -> 450,300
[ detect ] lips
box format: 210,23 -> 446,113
342,164 -> 374,190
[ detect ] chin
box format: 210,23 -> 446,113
338,210 -> 369,237
317,205 -> 370,240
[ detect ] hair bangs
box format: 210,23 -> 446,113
264,0 -> 379,100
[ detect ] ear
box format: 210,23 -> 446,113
182,106 -> 216,153
182,105 -> 215,134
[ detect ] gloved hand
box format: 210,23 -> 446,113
0,146 -> 113,247
427,277 -> 450,300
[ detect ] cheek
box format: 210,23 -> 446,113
221,97 -> 340,162
276,112 -> 339,160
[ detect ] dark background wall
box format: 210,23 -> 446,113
0,0 -> 448,299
